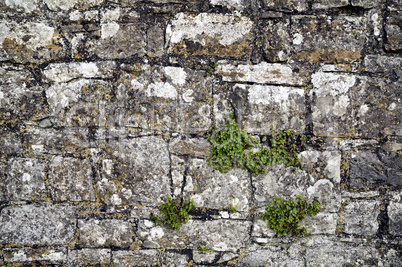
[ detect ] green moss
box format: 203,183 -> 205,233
261,195 -> 321,238
207,114 -> 304,176
150,196 -> 194,231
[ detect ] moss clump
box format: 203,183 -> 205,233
150,196 -> 194,231
261,195 -> 321,238
207,114 -> 304,176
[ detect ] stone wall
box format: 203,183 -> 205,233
0,0 -> 401,266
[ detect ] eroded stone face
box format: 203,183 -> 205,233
291,15 -> 367,63
237,244 -> 304,266
388,192 -> 402,236
68,249 -> 111,266
138,219 -> 251,251
3,248 -> 67,264
263,0 -> 307,12
115,65 -> 212,133
183,159 -> 250,211
167,13 -> 254,58
96,136 -> 170,205
112,250 -> 158,267
43,0 -> 104,11
0,205 -> 76,245
343,200 -> 380,235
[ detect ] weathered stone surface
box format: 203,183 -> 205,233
262,19 -> 291,62
67,249 -> 111,266
388,192 -> 402,236
43,0 -> 104,11
351,0 -> 382,8
350,151 -> 402,188
1,157 -> 46,201
253,164 -> 340,212
45,79 -> 114,127
210,0 -> 246,10
301,213 -> 338,235
300,150 -> 341,184
364,55 -> 402,79
0,21 -> 65,63
167,13 -> 254,58
115,65 -> 212,133
112,250 -> 158,267
3,248 -> 67,264
193,250 -> 219,264
263,0 -> 307,12
138,219 -> 251,251
0,0 -> 39,13
96,136 -> 170,205
43,62 -> 115,84
251,217 -> 276,238
184,159 -> 250,211
385,10 -> 402,51
236,244 -> 304,266
171,155 -> 186,196
306,238 -> 380,266
216,62 -> 304,86
291,16 -> 367,63
343,200 -> 380,235
312,0 -> 349,9
78,219 -> 133,248
169,136 -> 210,158
214,84 -> 305,134
0,205 -> 76,245
48,156 -> 95,202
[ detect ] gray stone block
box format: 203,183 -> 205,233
0,205 -> 76,245
388,192 -> 402,236
67,249 -> 111,266
78,219 -> 133,248
112,250 -> 158,267
343,200 -> 380,235
3,247 -> 67,264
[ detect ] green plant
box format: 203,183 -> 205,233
226,200 -> 238,214
261,195 -> 321,238
150,196 -> 194,231
197,245 -> 213,253
207,114 -> 304,176
204,61 -> 220,76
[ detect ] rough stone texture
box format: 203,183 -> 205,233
263,0 -> 307,12
95,136 -> 170,205
312,0 -> 349,9
112,250 -> 158,267
0,205 -> 76,245
138,219 -> 251,251
291,15 -> 367,63
169,135 -> 210,158
78,219 -> 133,248
1,157 -> 46,201
262,19 -> 291,62
214,83 -> 305,134
364,55 -> 402,80
343,200 -> 380,235
167,13 -> 254,58
385,2 -> 402,51
183,159 -> 250,211
67,249 -> 111,266
3,248 -> 66,264
115,65 -> 212,133
350,151 -> 402,188
48,156 -> 95,202
388,192 -> 402,236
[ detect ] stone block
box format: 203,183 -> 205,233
78,219 -> 133,248
301,213 -> 338,235
2,157 -> 46,201
67,249 -> 111,266
115,65 -> 212,133
299,150 -> 341,184
169,136 -> 211,158
43,0 -> 104,11
350,151 -> 402,188
138,219 -> 251,251
216,62 -> 304,86
48,156 -> 95,202
0,21 -> 65,63
160,251 -> 190,266
262,19 -> 291,62
0,205 -> 76,245
388,192 -> 402,236
96,136 -> 170,205
210,0 -> 247,10
167,13 -> 254,58
364,55 -> 402,80
45,79 -> 114,127
42,62 -> 116,84
183,159 -> 251,211
385,11 -> 402,51
351,0 -> 382,8
193,250 -> 219,264
251,217 -> 276,238
343,200 -> 380,235
312,0 -> 349,9
0,0 -> 39,13
112,250 -> 158,267
3,248 -> 67,264
291,15 -> 367,63
263,0 -> 307,12
306,238 -> 380,266
214,84 -> 305,135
